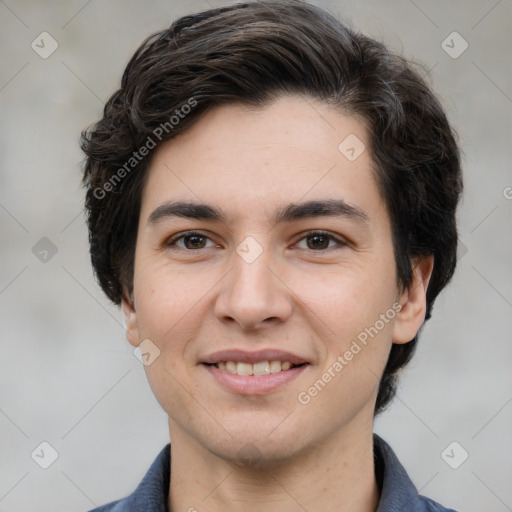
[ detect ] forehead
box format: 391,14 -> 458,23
139,94 -> 386,228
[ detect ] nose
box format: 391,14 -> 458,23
213,246 -> 293,331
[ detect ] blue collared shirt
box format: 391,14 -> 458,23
88,434 -> 458,511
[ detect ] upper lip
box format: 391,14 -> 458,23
201,349 -> 309,365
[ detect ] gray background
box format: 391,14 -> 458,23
0,0 -> 511,510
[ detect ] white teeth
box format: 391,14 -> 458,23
253,361 -> 270,375
236,362 -> 253,375
269,360 -> 282,373
214,360 -> 298,375
226,361 -> 237,374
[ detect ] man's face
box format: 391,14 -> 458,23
123,95 -> 418,465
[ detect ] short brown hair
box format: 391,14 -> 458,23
81,0 -> 463,414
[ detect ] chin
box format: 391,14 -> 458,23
205,425 -> 308,469
219,441 -> 302,469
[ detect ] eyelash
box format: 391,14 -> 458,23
165,230 -> 347,252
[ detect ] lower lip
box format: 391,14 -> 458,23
202,364 -> 309,395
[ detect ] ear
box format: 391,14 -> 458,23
121,289 -> 140,348
392,255 -> 434,345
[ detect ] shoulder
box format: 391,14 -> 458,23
86,443 -> 171,512
418,495 -> 459,512
87,499 -> 125,512
373,434 -> 459,512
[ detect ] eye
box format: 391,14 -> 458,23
294,230 -> 347,251
165,230 -> 347,252
165,231 -> 218,250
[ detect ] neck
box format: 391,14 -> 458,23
167,419 -> 379,512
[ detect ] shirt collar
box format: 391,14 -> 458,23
373,433 -> 427,511
110,434 -> 449,511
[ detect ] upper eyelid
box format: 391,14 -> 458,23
166,230 -> 218,246
297,230 -> 346,243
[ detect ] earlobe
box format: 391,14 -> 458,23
392,256 -> 434,345
121,291 -> 140,348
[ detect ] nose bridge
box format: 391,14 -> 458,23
233,244 -> 274,297
214,235 -> 292,329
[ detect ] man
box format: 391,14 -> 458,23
81,1 -> 462,510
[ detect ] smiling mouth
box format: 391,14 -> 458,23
203,361 -> 307,376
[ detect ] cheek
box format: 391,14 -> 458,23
294,260 -> 396,339
133,257 -> 208,339
297,265 -> 397,410
133,263 -> 204,411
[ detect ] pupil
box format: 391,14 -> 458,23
186,235 -> 205,249
308,235 -> 328,250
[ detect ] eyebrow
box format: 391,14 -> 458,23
146,199 -> 370,227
